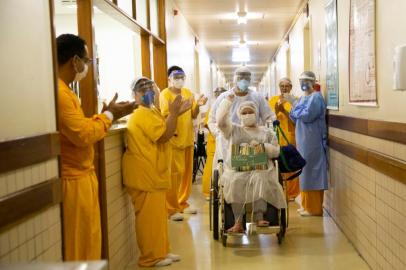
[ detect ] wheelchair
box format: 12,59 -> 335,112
193,130 -> 207,183
210,159 -> 288,247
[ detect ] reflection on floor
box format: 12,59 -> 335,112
127,181 -> 370,270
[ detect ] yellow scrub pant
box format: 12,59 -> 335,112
128,189 -> 169,267
166,146 -> 194,214
62,171 -> 101,260
202,139 -> 215,198
283,174 -> 300,200
301,190 -> 324,216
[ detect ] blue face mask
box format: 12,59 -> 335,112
141,90 -> 155,106
300,81 -> 312,91
237,79 -> 250,92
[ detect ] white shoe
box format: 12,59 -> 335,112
299,210 -> 312,217
155,258 -> 172,267
183,207 -> 197,214
166,253 -> 181,262
170,213 -> 184,221
297,207 -> 305,213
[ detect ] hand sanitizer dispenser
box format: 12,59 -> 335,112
393,45 -> 406,91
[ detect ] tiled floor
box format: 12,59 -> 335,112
126,182 -> 370,270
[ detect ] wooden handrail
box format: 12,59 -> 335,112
329,135 -> 406,184
0,133 -> 60,174
0,178 -> 62,231
328,114 -> 406,145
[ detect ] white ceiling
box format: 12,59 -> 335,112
173,0 -> 305,84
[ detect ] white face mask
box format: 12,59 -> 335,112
74,62 -> 88,82
172,79 -> 185,89
241,114 -> 257,127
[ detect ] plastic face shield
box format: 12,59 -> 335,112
134,79 -> 154,93
170,70 -> 186,80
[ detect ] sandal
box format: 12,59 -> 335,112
256,220 -> 270,227
226,224 -> 245,234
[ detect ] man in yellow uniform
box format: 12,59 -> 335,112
123,77 -> 187,267
56,34 -> 134,260
160,66 -> 208,221
201,87 -> 227,199
269,78 -> 300,201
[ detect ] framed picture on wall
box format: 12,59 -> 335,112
349,0 -> 377,106
325,0 -> 339,110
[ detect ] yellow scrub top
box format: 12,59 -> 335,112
58,79 -> 112,261
123,106 -> 172,192
269,95 -> 295,146
58,79 -> 112,177
204,108 -> 216,149
160,88 -> 197,149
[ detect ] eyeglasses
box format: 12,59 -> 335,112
82,57 -> 93,65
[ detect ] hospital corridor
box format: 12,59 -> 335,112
1,0 -> 406,270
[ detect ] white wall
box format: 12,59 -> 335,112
165,0 -> 225,104
267,0 -> 406,122
332,0 -> 405,122
0,0 -> 57,141
54,9 -> 143,109
54,14 -> 77,36
0,0 -> 62,263
94,12 -> 142,106
165,0 -> 197,92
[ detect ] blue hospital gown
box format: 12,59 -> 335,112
290,92 -> 328,191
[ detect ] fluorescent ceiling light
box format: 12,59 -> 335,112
232,47 -> 250,62
237,11 -> 247,24
238,17 -> 247,24
61,0 -> 77,8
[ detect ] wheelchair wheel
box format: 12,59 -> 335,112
277,232 -> 283,245
212,169 -> 220,240
222,233 -> 227,247
280,208 -> 287,236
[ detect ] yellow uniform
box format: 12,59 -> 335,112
160,88 -> 197,213
58,79 -> 112,260
269,95 -> 300,200
301,190 -> 324,216
122,106 -> 171,267
201,109 -> 216,197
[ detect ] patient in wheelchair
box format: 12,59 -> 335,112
216,94 -> 287,233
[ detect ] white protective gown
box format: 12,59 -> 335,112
216,99 -> 287,209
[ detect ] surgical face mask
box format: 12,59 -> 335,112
300,81 -> 313,91
172,78 -> 185,89
141,90 -> 155,106
237,79 -> 250,92
241,113 -> 256,127
74,61 -> 88,82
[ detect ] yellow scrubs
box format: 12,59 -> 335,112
58,79 -> 112,261
301,190 -> 324,216
269,95 -> 300,200
122,106 -> 171,267
160,88 -> 197,212
201,109 -> 216,198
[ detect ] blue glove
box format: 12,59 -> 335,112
272,120 -> 280,128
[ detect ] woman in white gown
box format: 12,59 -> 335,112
216,94 -> 286,233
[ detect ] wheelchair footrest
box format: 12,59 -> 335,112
255,225 -> 281,235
